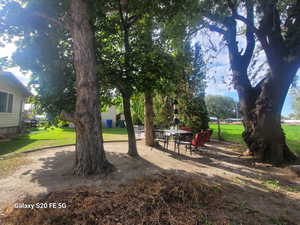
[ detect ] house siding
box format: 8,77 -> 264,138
0,78 -> 24,128
101,106 -> 117,128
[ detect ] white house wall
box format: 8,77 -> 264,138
0,78 -> 24,128
101,106 -> 117,128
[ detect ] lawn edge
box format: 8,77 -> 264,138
0,138 -> 142,159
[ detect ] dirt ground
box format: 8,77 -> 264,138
0,140 -> 300,224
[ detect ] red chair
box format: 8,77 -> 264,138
192,130 -> 213,150
192,131 -> 206,148
206,129 -> 213,142
202,130 -> 213,143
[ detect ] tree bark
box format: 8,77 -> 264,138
122,92 -> 139,157
241,68 -> 297,163
217,118 -> 221,140
144,91 -> 155,146
206,0 -> 298,164
69,0 -> 113,176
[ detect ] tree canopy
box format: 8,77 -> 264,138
205,95 -> 237,120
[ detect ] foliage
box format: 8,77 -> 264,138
205,95 -> 237,120
131,93 -> 144,125
153,94 -> 173,128
177,42 -> 209,132
179,96 -> 209,132
0,0 -> 76,119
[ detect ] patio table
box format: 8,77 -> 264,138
163,129 -> 193,152
163,129 -> 192,135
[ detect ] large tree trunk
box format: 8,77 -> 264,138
68,0 -> 113,176
122,92 -> 139,157
144,91 -> 154,146
240,69 -> 297,163
205,0 -> 299,164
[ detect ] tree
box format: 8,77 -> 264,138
65,0 -> 114,175
205,95 -> 236,140
1,0 -> 114,175
177,42 -> 209,132
291,90 -> 300,119
97,2 -> 184,149
198,0 -> 300,163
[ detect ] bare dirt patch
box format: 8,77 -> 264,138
0,156 -> 32,178
0,140 -> 299,224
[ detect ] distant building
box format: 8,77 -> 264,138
209,117 -> 218,122
281,119 -> 300,125
224,118 -> 242,123
101,106 -> 117,128
0,71 -> 31,136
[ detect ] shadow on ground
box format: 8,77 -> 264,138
3,141 -> 300,224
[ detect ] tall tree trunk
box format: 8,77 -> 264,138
122,92 -> 139,157
217,118 -> 221,140
67,0 -> 113,176
205,0 -> 299,164
144,91 -> 154,146
241,69 -> 297,163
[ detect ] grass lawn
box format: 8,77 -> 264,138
0,127 -> 127,156
209,123 -> 300,156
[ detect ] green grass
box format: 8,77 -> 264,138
0,127 -> 127,156
209,124 -> 300,156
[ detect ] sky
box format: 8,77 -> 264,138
195,30 -> 299,117
0,38 -> 298,116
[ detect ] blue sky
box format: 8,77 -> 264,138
195,31 -> 299,117
0,38 -> 298,116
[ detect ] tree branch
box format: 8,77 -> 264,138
257,2 -> 286,63
234,14 -> 259,34
227,0 -> 237,15
60,110 -> 75,123
34,12 -> 69,30
128,15 -> 141,26
205,23 -> 226,35
241,0 -> 255,66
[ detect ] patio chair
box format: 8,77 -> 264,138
192,130 -> 213,150
206,129 -> 213,142
203,129 -> 213,143
192,131 -> 206,150
153,130 -> 169,150
175,133 -> 194,155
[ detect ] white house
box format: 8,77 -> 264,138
101,106 -> 117,128
0,71 -> 31,136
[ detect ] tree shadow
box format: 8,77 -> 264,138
5,140 -> 299,224
153,142 -> 300,190
12,146 -> 300,224
28,150 -> 163,193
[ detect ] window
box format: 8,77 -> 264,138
0,91 -> 13,113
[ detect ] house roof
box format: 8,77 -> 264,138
0,71 -> 32,97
